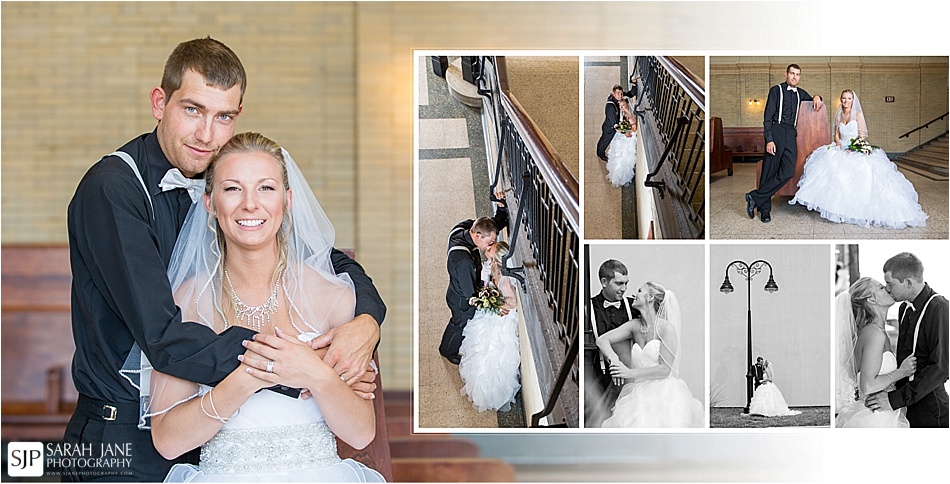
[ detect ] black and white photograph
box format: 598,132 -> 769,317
584,243 -> 706,428
583,56 -> 705,240
834,243 -> 949,428
709,244 -> 831,428
416,55 -> 579,429
709,56 -> 948,239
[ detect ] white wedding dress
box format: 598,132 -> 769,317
165,389 -> 384,482
789,119 -> 927,229
458,275 -> 522,412
605,131 -> 637,187
748,382 -> 801,417
835,351 -> 910,428
601,339 -> 704,428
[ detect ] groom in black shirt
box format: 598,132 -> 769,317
867,253 -> 949,427
596,83 -> 635,162
745,64 -> 822,223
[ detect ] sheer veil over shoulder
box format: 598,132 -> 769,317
121,146 -> 384,481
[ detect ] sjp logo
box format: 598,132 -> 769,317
7,442 -> 44,477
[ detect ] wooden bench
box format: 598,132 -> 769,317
1,244 -> 393,481
721,126 -> 765,162
709,117 -> 734,176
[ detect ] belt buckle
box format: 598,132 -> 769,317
102,404 -> 118,421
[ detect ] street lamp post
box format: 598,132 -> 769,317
720,260 -> 778,413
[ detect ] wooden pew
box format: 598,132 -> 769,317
755,101 -> 830,196
721,126 -> 765,162
709,117 -> 734,176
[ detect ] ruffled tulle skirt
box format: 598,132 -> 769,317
789,145 -> 927,229
748,382 -> 801,417
166,459 -> 384,482
601,377 -> 704,428
458,308 -> 521,412
606,131 -> 637,187
835,399 -> 909,428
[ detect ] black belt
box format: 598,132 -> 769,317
76,394 -> 141,424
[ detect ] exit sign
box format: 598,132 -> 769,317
885,96 -> 895,102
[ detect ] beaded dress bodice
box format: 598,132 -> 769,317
197,389 -> 341,474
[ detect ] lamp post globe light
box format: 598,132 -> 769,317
720,260 -> 778,414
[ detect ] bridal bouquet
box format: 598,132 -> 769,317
469,286 -> 505,315
848,137 -> 874,155
614,119 -> 633,135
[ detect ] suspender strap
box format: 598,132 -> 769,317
908,294 -> 938,381
110,150 -> 154,220
776,85 -> 801,127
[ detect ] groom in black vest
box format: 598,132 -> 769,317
867,253 -> 949,427
745,64 -> 823,223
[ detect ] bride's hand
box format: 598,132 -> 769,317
241,329 -> 336,391
898,355 -> 917,378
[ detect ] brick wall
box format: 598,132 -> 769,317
710,56 -> 949,152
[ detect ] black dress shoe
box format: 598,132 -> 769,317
446,354 -> 461,365
760,212 -> 771,223
745,193 -> 756,219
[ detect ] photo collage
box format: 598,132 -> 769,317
415,54 -> 949,432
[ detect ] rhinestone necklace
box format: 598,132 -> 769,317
224,267 -> 282,332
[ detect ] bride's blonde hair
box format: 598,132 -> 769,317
849,277 -> 880,331
644,281 -> 666,313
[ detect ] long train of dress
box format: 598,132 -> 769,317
748,382 -> 801,417
458,276 -> 522,412
605,131 -> 637,187
789,120 -> 927,229
835,351 -> 909,428
601,339 -> 704,428
165,390 -> 384,482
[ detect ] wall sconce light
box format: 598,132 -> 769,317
748,99 -> 761,106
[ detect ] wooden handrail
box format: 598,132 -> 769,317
495,57 -> 580,232
658,56 -> 705,110
899,112 -> 948,139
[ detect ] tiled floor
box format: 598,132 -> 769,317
583,57 -> 636,240
709,162 -> 949,239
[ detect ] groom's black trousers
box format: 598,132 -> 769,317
749,123 -> 797,215
906,388 -> 949,427
62,394 -> 198,481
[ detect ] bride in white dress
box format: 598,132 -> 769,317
458,241 -> 522,412
135,133 -> 383,481
835,277 -> 915,428
597,282 -> 704,428
748,360 -> 800,417
605,99 -> 638,187
789,90 -> 927,229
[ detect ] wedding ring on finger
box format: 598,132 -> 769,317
265,360 -> 274,373
340,375 -> 346,381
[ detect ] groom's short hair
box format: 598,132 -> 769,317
162,37 -> 247,104
883,252 -> 924,282
598,259 -> 627,281
786,63 -> 801,73
470,217 -> 497,237
612,85 -> 623,93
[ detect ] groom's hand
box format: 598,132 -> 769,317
812,95 -> 823,111
308,314 -> 380,385
865,391 -> 894,413
766,141 -> 776,155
